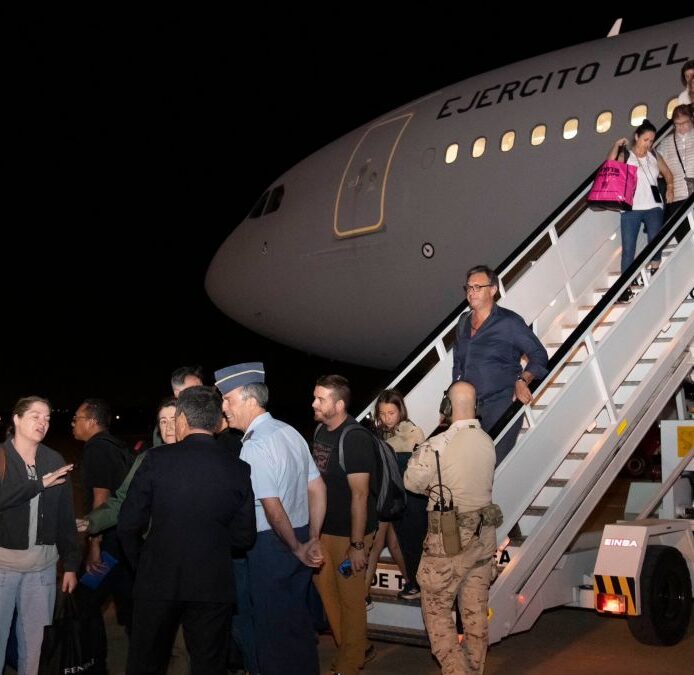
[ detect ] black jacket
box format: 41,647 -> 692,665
117,433 -> 256,602
0,439 -> 81,572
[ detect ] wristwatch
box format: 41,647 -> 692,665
350,541 -> 365,550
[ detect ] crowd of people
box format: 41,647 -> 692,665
0,63 -> 692,675
0,266 -> 548,675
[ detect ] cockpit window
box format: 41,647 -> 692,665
264,185 -> 285,215
248,186 -> 285,219
249,190 -> 269,219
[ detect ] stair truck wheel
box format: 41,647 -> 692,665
628,545 -> 692,645
626,456 -> 647,478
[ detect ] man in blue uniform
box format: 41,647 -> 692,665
216,362 -> 326,675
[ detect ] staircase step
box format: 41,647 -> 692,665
585,427 -> 607,435
545,478 -> 568,487
574,431 -> 604,454
508,535 -> 527,547
673,298 -> 694,319
534,382 -> 564,405
629,359 -> 657,376
595,408 -> 612,428
578,304 -> 626,322
567,451 -> 588,460
545,343 -> 563,358
367,623 -> 428,647
644,337 -> 674,359
524,506 -> 548,517
553,360 -> 585,384
370,592 -> 421,608
614,380 -> 642,406
561,321 -> 614,341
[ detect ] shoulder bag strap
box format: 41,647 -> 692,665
337,424 -> 371,473
673,137 -> 688,176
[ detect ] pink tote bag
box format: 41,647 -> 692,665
587,157 -> 637,212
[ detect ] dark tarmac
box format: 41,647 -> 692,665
92,601 -> 694,674
89,475 -> 694,673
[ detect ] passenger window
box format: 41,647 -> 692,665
249,190 -> 269,219
630,105 -> 648,126
666,98 -> 679,119
563,118 -> 579,140
445,143 -> 459,164
595,111 -> 612,134
530,125 -> 546,146
500,131 -> 515,152
264,185 -> 285,215
472,137 -> 486,158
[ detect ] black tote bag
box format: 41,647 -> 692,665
38,593 -> 95,675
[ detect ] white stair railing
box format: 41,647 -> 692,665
488,204 -> 694,642
364,120 -> 694,642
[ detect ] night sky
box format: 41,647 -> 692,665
3,10 -> 690,433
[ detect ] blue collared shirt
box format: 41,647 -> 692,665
452,305 -> 549,400
240,412 -> 320,533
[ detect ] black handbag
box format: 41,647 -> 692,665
38,593 -> 95,674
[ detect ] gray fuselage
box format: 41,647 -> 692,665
206,18 -> 692,368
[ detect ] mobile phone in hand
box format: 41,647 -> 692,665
338,558 -> 352,577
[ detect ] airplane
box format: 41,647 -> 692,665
205,17 -> 693,371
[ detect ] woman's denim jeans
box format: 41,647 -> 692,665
0,565 -> 56,675
620,207 -> 664,272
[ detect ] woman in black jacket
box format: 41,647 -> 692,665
0,396 -> 80,675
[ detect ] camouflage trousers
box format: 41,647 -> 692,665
417,527 -> 495,674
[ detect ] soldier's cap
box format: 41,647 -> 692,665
214,362 -> 265,395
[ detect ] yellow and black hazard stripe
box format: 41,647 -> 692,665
594,574 -> 637,615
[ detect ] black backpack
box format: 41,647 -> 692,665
316,422 -> 408,521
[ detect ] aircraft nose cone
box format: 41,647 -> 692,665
205,225 -> 256,322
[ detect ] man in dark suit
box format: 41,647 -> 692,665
118,386 -> 256,675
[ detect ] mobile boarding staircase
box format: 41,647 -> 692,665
362,123 -> 694,645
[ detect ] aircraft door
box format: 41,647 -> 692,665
334,113 -> 412,239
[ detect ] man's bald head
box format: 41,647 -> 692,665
448,381 -> 477,421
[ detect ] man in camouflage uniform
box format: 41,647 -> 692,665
404,381 -> 499,674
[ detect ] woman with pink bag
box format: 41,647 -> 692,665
608,120 -> 674,301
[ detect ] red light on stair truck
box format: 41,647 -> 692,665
596,593 -> 626,614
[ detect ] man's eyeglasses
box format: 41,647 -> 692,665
464,283 -> 493,294
72,415 -> 90,422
